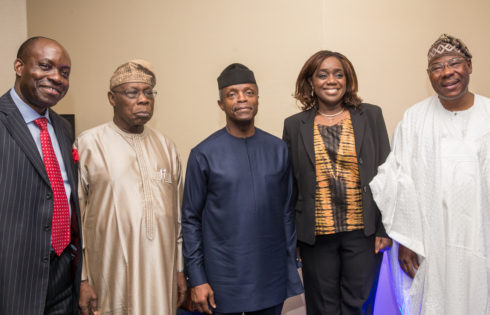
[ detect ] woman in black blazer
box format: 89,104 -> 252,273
283,50 -> 391,315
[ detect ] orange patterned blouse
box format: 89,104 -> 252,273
313,115 -> 364,235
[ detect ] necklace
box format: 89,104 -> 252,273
317,108 -> 345,122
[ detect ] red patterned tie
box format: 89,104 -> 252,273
34,118 -> 71,256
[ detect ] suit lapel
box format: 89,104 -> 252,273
50,111 -> 77,195
300,109 -> 316,166
0,93 -> 50,186
349,106 -> 366,157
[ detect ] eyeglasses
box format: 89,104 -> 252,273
112,89 -> 157,99
428,57 -> 467,74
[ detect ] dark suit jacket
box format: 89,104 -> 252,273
282,104 -> 390,245
0,91 -> 82,315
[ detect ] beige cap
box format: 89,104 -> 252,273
110,59 -> 156,90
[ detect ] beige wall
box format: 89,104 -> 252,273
25,1 -> 490,313
26,0 -> 490,163
0,0 -> 26,92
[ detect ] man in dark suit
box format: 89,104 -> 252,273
0,36 -> 82,315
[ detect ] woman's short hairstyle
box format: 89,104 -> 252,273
295,50 -> 362,111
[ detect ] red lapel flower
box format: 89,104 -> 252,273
72,148 -> 79,164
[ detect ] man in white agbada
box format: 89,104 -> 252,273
370,34 -> 490,314
76,60 -> 187,314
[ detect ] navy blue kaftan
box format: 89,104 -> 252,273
182,128 -> 303,313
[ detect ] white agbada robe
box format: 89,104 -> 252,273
370,95 -> 490,315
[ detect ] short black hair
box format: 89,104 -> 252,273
16,36 -> 56,60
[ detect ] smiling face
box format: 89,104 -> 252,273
14,38 -> 71,114
109,82 -> 155,134
311,56 -> 347,111
428,54 -> 472,104
218,83 -> 259,127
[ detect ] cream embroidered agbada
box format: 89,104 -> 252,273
76,121 -> 183,315
370,95 -> 490,315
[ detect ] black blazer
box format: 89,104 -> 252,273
0,91 -> 82,315
283,104 -> 390,245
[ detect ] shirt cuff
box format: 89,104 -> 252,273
187,264 -> 208,287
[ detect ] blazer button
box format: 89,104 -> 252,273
46,193 -> 52,200
42,256 -> 49,263
44,224 -> 51,231
359,157 -> 363,165
363,186 -> 367,193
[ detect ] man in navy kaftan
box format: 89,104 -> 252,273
182,63 -> 303,315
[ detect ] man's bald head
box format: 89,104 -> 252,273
17,36 -> 65,61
